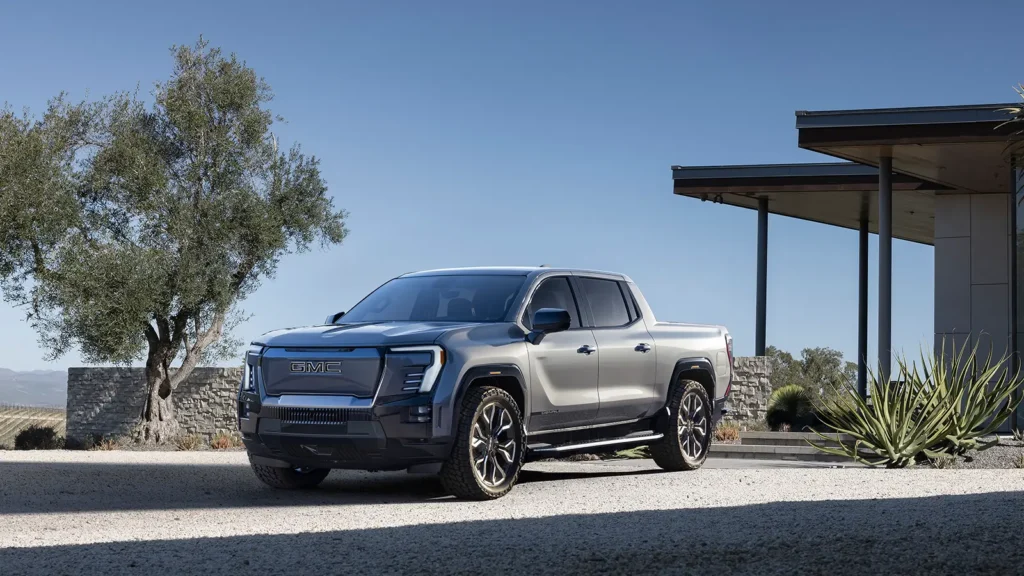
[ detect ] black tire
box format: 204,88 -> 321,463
651,379 -> 711,471
249,455 -> 330,489
440,386 -> 525,500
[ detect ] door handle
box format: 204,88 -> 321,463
635,343 -> 652,353
577,345 -> 597,355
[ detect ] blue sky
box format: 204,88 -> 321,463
0,0 -> 1021,370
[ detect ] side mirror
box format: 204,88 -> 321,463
324,311 -> 345,325
527,308 -> 570,343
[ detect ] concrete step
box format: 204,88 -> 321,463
710,443 -> 853,462
739,431 -> 854,448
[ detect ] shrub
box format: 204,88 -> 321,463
611,446 -> 651,459
811,343 -> 1024,468
928,454 -> 958,469
1013,429 -> 1024,442
14,425 -> 65,450
765,385 -> 814,431
175,434 -> 205,451
89,435 -> 124,451
714,422 -> 740,442
209,432 -> 241,450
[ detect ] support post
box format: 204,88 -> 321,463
878,155 -> 893,382
756,197 -> 768,356
858,202 -> 869,398
1010,162 -> 1019,431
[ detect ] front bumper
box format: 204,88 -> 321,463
238,391 -> 454,471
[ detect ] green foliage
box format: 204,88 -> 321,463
811,342 -> 1024,468
928,454 -> 958,469
1012,429 -> 1024,442
766,384 -> 815,431
611,446 -> 651,459
1000,85 -> 1024,159
930,340 -> 1022,456
765,345 -> 857,405
14,425 -> 65,450
0,38 -> 347,436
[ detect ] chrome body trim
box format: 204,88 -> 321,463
530,433 -> 664,453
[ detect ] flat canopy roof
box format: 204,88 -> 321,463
796,103 -> 1019,193
672,162 -> 950,245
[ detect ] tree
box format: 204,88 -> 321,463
0,38 -> 347,441
764,345 -> 857,403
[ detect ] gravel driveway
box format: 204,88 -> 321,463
1,451 -> 1021,575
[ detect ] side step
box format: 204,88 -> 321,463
527,433 -> 663,459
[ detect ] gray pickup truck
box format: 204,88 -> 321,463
239,267 -> 733,499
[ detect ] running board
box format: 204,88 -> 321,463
528,433 -> 664,455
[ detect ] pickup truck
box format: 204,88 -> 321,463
239,267 -> 733,499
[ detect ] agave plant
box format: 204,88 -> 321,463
811,340 -> 1024,467
928,339 -> 1024,456
810,354 -> 954,468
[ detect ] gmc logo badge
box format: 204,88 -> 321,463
290,361 -> 342,374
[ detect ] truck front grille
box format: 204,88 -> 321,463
261,406 -> 374,424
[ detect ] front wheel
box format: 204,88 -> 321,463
440,386 -> 525,500
651,379 -> 711,471
249,455 -> 331,489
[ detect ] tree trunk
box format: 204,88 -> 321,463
137,347 -> 180,443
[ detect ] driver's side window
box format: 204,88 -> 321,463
522,277 -> 581,330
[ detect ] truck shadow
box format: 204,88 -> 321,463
1,491 -> 1021,574
0,458 -> 664,514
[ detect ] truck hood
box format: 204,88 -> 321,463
254,321 -> 478,348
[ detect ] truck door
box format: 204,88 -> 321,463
576,276 -> 659,424
523,275 -> 600,432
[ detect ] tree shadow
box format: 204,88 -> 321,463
1,491 -> 1020,574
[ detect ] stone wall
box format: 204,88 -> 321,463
722,356 -> 771,427
66,367 -> 241,442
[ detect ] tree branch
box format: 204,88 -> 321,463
168,310 -> 225,390
167,309 -> 190,357
144,322 -> 160,350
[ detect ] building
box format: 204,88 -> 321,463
671,103 -> 1022,430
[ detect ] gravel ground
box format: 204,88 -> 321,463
955,438 -> 1024,469
1,451 -> 1022,575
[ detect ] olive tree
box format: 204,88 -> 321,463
0,38 -> 347,441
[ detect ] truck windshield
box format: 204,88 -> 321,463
339,275 -> 527,323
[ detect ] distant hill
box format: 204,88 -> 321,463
0,368 -> 67,407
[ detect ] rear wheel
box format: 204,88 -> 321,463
440,386 -> 525,500
249,455 -> 331,489
651,379 -> 711,471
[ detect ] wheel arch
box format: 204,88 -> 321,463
452,365 -> 529,431
670,357 -> 716,405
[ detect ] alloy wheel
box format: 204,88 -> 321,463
677,390 -> 709,460
471,402 -> 517,488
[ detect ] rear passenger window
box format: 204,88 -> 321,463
579,278 -> 630,328
620,281 -> 639,321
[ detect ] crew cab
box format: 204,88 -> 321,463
239,267 -> 733,499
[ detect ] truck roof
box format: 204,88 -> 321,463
399,266 -> 630,281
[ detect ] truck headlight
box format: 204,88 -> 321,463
242,344 -> 263,392
389,346 -> 446,393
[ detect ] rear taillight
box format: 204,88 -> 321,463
724,334 -> 733,396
